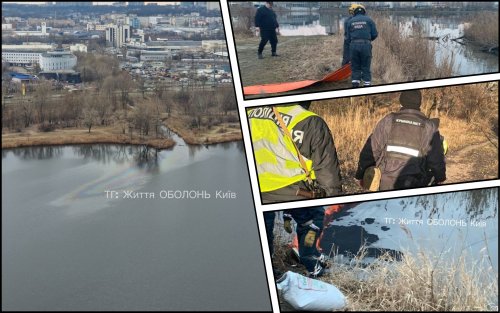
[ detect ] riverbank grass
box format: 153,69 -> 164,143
325,248 -> 497,311
1,125 -> 176,149
164,113 -> 242,145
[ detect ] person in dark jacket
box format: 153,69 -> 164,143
355,89 -> 446,190
341,4 -> 356,66
345,4 -> 378,87
248,101 -> 343,203
255,1 -> 280,59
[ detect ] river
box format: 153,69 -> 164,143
277,11 -> 499,76
2,133 -> 271,310
320,188 -> 498,279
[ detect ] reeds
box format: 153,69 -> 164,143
463,12 -> 499,47
273,232 -> 498,311
324,245 -> 497,311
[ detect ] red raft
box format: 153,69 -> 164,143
243,63 -> 351,96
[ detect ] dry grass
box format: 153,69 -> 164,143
272,222 -> 498,311
325,247 -> 497,311
165,113 -> 242,145
464,12 -> 499,47
235,13 -> 456,90
1,125 -> 176,150
371,15 -> 454,82
235,35 -> 344,86
310,82 -> 498,186
312,96 -> 398,179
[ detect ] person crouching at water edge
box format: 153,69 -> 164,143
247,101 -> 342,203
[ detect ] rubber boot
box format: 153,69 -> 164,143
258,53 -> 264,59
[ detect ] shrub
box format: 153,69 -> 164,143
38,122 -> 56,132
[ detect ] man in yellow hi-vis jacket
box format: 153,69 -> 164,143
248,101 -> 342,278
248,101 -> 342,203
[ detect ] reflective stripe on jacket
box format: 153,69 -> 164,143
248,105 -> 317,192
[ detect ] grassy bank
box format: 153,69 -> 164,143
164,112 -> 242,145
1,125 -> 176,150
325,249 -> 497,311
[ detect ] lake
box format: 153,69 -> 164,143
277,11 -> 499,76
2,135 -> 271,310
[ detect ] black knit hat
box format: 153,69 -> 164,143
298,100 -> 312,110
399,90 -> 422,110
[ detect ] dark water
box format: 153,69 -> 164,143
320,188 -> 498,275
277,11 -> 499,75
2,139 -> 271,310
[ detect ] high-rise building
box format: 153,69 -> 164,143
106,24 -> 131,48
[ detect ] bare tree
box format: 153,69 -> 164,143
82,101 -> 99,133
116,71 -> 135,109
218,87 -> 237,115
133,102 -> 154,137
102,76 -> 119,110
33,80 -> 52,123
21,98 -> 35,128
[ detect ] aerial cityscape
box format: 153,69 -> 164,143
2,1 -> 238,149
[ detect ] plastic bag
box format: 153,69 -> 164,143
276,271 -> 347,311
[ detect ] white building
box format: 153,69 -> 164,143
70,44 -> 87,53
2,43 -> 55,66
39,49 -> 77,71
2,23 -> 13,30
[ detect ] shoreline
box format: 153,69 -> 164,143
164,114 -> 243,145
2,122 -> 242,150
1,128 -> 176,150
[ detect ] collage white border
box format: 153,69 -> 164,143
220,1 -> 500,311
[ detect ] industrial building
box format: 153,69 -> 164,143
7,22 -> 50,37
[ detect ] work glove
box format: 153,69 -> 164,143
303,221 -> 320,247
357,179 -> 364,188
283,214 -> 293,234
304,230 -> 317,247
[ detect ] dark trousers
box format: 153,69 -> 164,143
342,39 -> 350,65
264,211 -> 276,256
295,221 -> 322,273
289,207 -> 324,273
350,42 -> 372,83
258,29 -> 278,54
